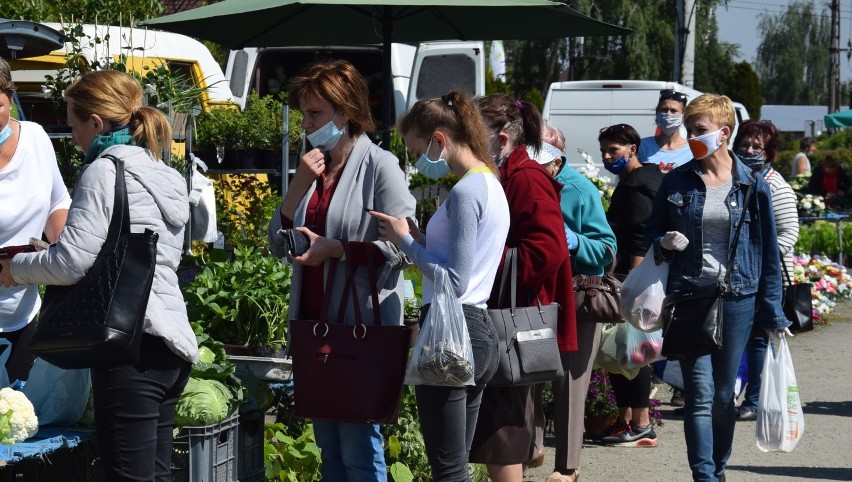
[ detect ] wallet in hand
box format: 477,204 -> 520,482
280,229 -> 310,257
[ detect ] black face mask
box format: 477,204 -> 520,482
736,150 -> 768,172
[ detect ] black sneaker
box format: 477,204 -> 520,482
670,389 -> 685,407
737,407 -> 757,421
601,423 -> 658,447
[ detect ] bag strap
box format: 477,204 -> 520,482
496,248 -> 517,310
781,251 -> 793,286
364,245 -> 382,326
604,244 -> 617,274
100,154 -> 130,243
334,243 -> 382,327
724,180 -> 754,283
318,258 -> 339,323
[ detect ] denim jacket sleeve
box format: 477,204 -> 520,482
754,177 -> 790,330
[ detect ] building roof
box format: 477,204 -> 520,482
761,105 -> 829,133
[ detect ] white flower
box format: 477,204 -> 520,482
803,201 -> 812,210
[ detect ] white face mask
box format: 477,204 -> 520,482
655,113 -> 683,136
688,128 -> 724,160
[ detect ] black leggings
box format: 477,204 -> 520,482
609,365 -> 652,409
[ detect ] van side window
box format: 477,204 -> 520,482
230,50 -> 248,98
415,54 -> 476,100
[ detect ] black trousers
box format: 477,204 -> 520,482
92,335 -> 191,482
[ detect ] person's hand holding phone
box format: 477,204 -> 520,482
368,211 -> 416,246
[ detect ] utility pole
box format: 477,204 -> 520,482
675,0 -> 683,82
829,0 -> 841,114
682,0 -> 696,87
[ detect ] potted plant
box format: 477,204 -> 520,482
195,106 -> 247,169
584,369 -> 619,436
183,245 -> 292,354
243,92 -> 285,170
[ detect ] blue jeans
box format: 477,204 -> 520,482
680,293 -> 755,482
92,335 -> 191,482
741,332 -> 768,411
312,420 -> 387,482
416,304 -> 499,481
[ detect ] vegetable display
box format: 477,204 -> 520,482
0,388 -> 38,444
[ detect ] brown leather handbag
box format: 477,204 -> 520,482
290,247 -> 410,424
573,246 -> 623,323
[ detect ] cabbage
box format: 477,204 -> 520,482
197,346 -> 216,364
175,377 -> 233,426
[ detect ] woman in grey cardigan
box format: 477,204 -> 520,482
267,60 -> 415,482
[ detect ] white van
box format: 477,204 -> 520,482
542,80 -> 750,175
226,41 -> 486,131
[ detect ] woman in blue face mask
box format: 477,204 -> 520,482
267,60 -> 416,482
596,124 -> 664,447
637,89 -> 693,172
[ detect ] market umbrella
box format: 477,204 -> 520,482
824,109 -> 852,129
142,0 -> 630,145
0,20 -> 66,60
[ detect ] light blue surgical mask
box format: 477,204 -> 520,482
0,123 -> 12,147
307,113 -> 345,150
604,155 -> 629,174
655,112 -> 683,135
415,139 -> 451,178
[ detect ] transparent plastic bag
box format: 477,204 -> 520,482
756,337 -> 804,452
404,267 -> 475,386
620,248 -> 668,332
593,323 -> 640,380
624,324 -> 664,369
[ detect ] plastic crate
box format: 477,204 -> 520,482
237,409 -> 265,482
171,413 -> 239,482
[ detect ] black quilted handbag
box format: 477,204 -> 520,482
29,155 -> 158,369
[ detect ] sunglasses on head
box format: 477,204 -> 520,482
660,89 -> 688,103
600,124 -> 627,135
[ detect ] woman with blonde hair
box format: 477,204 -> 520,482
0,69 -> 196,481
644,94 -> 787,481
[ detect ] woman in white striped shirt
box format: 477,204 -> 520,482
732,119 -> 799,421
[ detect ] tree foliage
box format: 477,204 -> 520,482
1,0 -> 213,25
755,0 -> 830,105
726,62 -> 762,119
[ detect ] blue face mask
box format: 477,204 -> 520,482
604,155 -> 629,174
0,123 -> 12,147
307,113 -> 345,150
415,139 -> 451,179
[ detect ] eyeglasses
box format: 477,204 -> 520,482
660,89 -> 688,103
739,143 -> 765,153
600,124 -> 627,134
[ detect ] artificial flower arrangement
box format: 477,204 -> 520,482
792,254 -> 852,323
576,149 -> 615,210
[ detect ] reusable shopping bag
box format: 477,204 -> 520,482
756,337 -> 805,452
405,267 -> 475,386
620,248 -> 668,332
22,359 -> 91,426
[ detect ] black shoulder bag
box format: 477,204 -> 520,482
782,257 -> 814,334
660,181 -> 754,360
29,155 -> 159,369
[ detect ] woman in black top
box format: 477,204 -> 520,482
599,124 -> 663,446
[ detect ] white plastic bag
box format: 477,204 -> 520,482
620,248 -> 668,332
624,324 -> 664,369
756,337 -> 804,452
593,323 -> 640,380
189,155 -> 218,243
404,267 -> 475,386
0,339 -> 11,388
22,358 -> 91,426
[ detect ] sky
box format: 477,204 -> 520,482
715,0 -> 852,81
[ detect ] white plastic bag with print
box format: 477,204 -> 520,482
189,154 -> 218,243
620,248 -> 668,332
404,267 -> 475,386
756,337 -> 805,452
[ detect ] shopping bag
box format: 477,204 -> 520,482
624,324 -> 664,369
22,358 -> 91,426
620,248 -> 668,332
189,155 -> 218,243
756,337 -> 804,452
404,268 -> 475,386
593,323 -> 640,380
0,339 -> 11,388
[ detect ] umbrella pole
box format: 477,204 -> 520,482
382,6 -> 393,151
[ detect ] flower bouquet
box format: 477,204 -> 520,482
797,194 -> 827,217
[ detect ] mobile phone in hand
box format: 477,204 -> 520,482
0,244 -> 37,259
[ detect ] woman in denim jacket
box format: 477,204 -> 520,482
644,94 -> 788,482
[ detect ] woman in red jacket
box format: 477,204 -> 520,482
469,95 -> 576,482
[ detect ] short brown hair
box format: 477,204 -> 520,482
288,60 -> 375,136
65,70 -> 171,159
733,120 -> 779,162
0,57 -> 16,99
399,91 -> 495,173
685,93 -> 735,131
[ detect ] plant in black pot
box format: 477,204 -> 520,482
195,106 -> 248,170
243,93 -> 285,170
